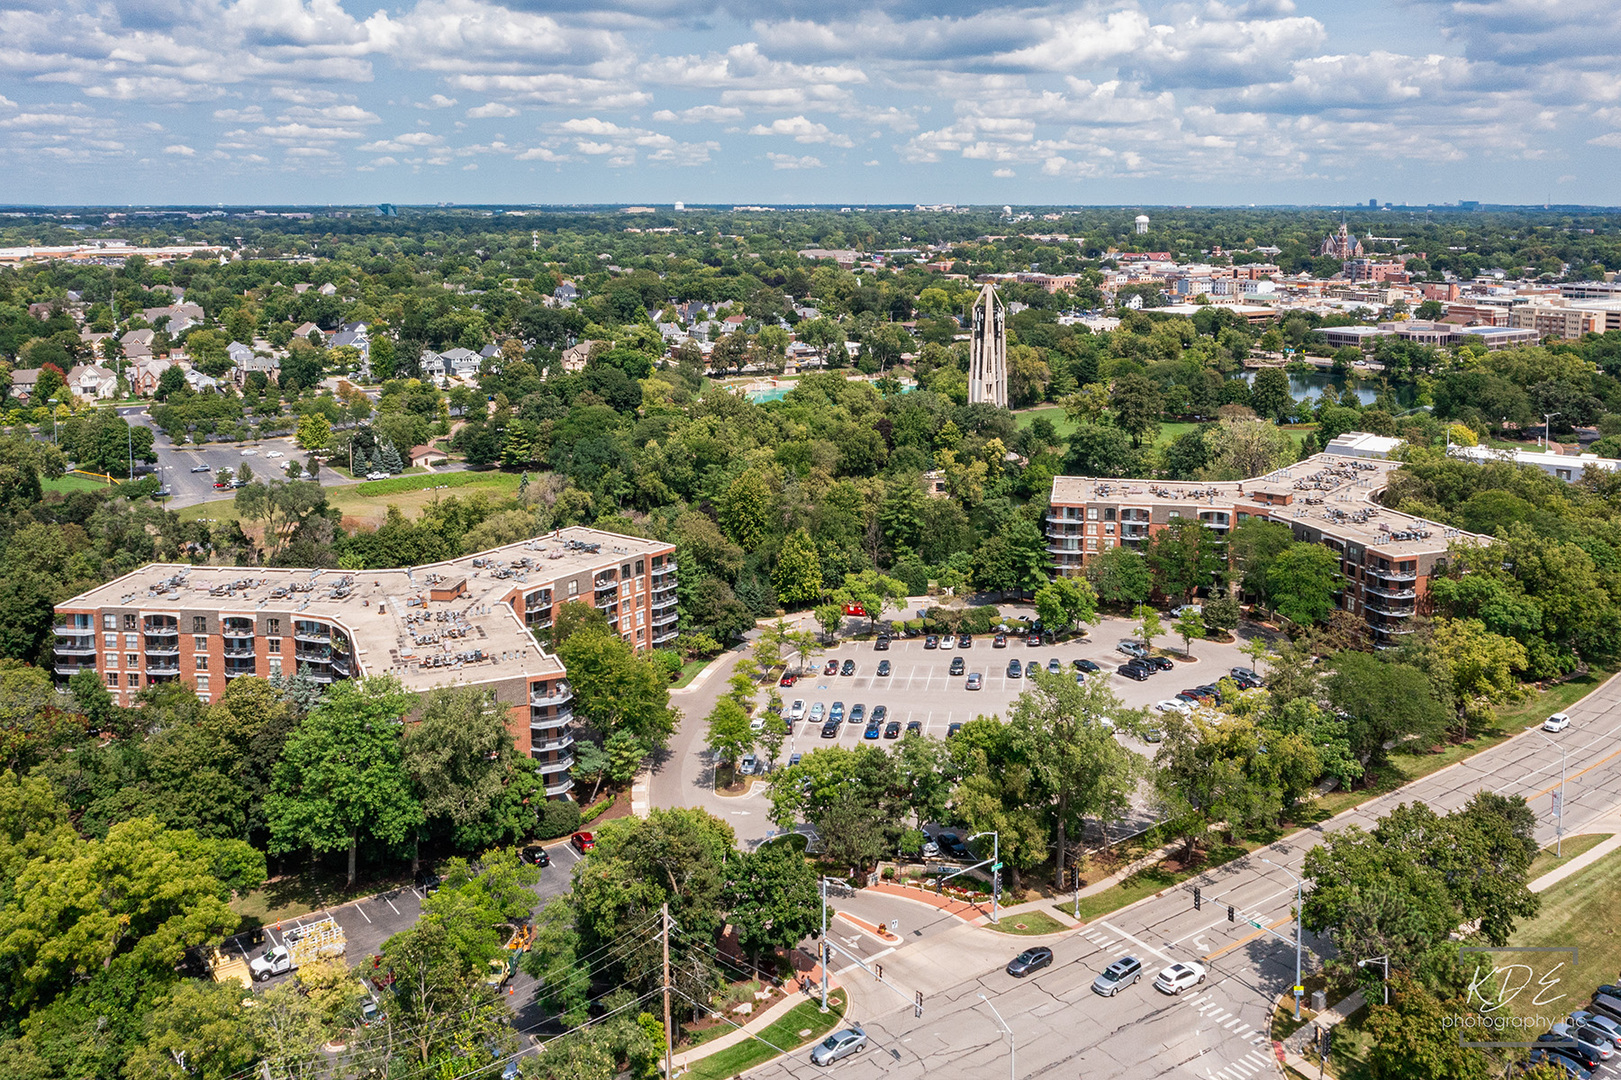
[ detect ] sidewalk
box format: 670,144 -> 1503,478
1529,821 -> 1621,893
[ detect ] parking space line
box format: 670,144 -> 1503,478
352,902 -> 372,924
384,895 -> 400,915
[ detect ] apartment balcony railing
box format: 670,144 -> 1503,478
531,685 -> 575,708
537,754 -> 576,775
543,776 -> 575,797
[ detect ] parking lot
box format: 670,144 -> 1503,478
778,616 -> 1263,760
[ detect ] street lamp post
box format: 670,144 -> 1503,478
970,831 -> 1001,923
978,994 -> 1015,1080
1536,730 -> 1569,858
1263,857 -> 1306,1021
1358,955 -> 1389,1006
1543,412 -> 1560,449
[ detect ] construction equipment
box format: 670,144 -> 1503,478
249,916 -> 347,982
207,945 -> 253,989
484,923 -> 534,987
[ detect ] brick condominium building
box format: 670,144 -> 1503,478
1045,441 -> 1489,647
51,526 -> 677,800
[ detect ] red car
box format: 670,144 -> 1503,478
570,831 -> 595,854
779,674 -> 797,687
823,660 -> 838,675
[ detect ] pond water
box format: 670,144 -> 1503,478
1235,370 -> 1414,409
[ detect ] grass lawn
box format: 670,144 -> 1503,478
1528,833 -> 1612,882
1054,837 -> 1261,923
683,990 -> 848,1080
44,473 -> 117,494
177,469 -> 525,528
987,910 -> 1070,935
673,656 -> 717,689
1504,846 -> 1621,1032
1012,410 -> 1313,451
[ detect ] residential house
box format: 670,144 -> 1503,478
409,444 -> 450,468
420,347 -> 481,380
330,322 -> 369,359
66,364 -> 118,401
553,281 -> 578,303
293,322 -> 321,342
130,358 -> 176,397
232,351 -> 280,386
226,341 -> 256,367
185,369 -> 220,393
560,340 -> 600,373
318,283 -> 337,296
121,328 -> 155,359
8,368 -> 42,400
142,303 -> 205,333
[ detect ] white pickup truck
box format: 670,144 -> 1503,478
249,917 -> 346,982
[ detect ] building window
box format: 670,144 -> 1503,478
622,563 -> 632,578
1087,507 -> 1099,520
125,632 -> 138,649
104,614 -> 117,630
1105,523 -> 1116,535
267,618 -> 281,636
195,655 -> 208,671
636,611 -> 646,626
1168,510 -> 1181,518
106,672 -> 117,687
194,636 -> 208,651
192,616 -> 207,634
635,559 -> 644,575
269,659 -> 282,677
1104,507 -> 1116,521
196,675 -> 210,692
127,673 -> 140,687
568,580 -> 579,597
127,654 -> 139,668
268,638 -> 281,653
106,653 -> 117,668
104,632 -> 118,649
124,614 -> 136,630
1086,538 -> 1098,551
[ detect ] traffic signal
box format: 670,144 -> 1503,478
1193,887 -> 1201,910
1228,905 -> 1235,922
1320,1027 -> 1332,1058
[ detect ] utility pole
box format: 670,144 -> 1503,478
662,902 -> 673,1080
978,994 -> 1015,1080
819,876 -> 830,1012
1537,730 -> 1568,857
1263,858 -> 1306,1020
1543,412 -> 1559,449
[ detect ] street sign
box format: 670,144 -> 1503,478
1295,985 -> 1305,995
992,862 -> 1003,871
1249,918 -> 1266,929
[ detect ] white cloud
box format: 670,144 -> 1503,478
467,102 -> 519,118
652,104 -> 745,123
163,143 -> 196,156
747,115 -> 854,146
359,131 -> 447,151
993,167 -> 1014,177
767,151 -> 824,168
423,94 -> 460,108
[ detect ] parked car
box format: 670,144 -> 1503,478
809,702 -> 825,723
570,832 -> 595,854
939,634 -> 955,649
1529,1048 -> 1594,1079
1539,1032 -> 1602,1071
1230,666 -> 1262,683
875,635 -> 890,651
810,1027 -> 868,1066
1153,962 -> 1206,994
821,720 -> 840,738
240,448 -> 258,456
1143,727 -> 1164,742
924,635 -> 939,650
1118,640 -> 1149,659
841,659 -> 856,676
959,635 -> 973,648
1545,712 -> 1572,733
1006,947 -> 1054,978
947,722 -> 963,737
1091,956 -> 1143,997
1170,604 -> 1201,618
1156,699 -> 1192,713
949,656 -> 965,676
905,720 -> 922,736
189,463 -> 211,473
993,634 -> 1008,648
1588,993 -> 1621,1024
739,754 -> 758,775
1570,1012 -> 1621,1049
1118,664 -> 1150,681
1007,659 -> 1023,678
1026,633 -> 1043,647
266,450 -> 284,458
366,471 -> 390,480
864,722 -> 881,740
1551,1023 -> 1613,1062
884,721 -> 901,738
966,672 -> 983,690
830,701 -> 845,722
521,844 -> 551,867
850,704 -> 866,724
877,660 -> 891,676
1146,655 -> 1174,671
1074,658 -> 1101,673
789,753 -> 802,767
935,832 -> 970,858
789,699 -> 807,721
824,660 -> 839,676
1230,672 -> 1262,690
1047,657 -> 1061,674
921,838 -> 939,858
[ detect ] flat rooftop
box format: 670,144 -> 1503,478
59,526 -> 675,692
1050,452 -> 1489,558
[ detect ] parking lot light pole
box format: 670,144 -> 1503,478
1358,955 -> 1389,1005
1535,729 -> 1568,857
978,994 -> 1014,1080
1262,857 -> 1305,1021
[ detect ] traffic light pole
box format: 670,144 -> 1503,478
1263,858 -> 1306,1021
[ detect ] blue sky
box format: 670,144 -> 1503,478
1,0 -> 1618,205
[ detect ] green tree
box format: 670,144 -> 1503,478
556,620 -> 680,749
1425,617 -> 1527,738
1111,373 -> 1163,448
1267,542 -> 1340,626
1134,604 -> 1164,654
718,470 -> 774,550
402,685 -> 533,851
1250,367 -> 1291,421
265,676 -> 424,887
703,696 -> 754,770
125,980 -> 264,1080
772,528 -> 823,608
1174,608 -> 1204,656
814,602 -> 844,642
1086,546 -> 1152,607
1325,652 -> 1448,765
1145,518 -> 1222,603
1033,575 -> 1100,638
1364,975 -> 1492,1080
294,412 -> 331,451
723,840 -> 821,976
1202,591 -> 1240,637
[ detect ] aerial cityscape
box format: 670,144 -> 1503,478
5,4 -> 1621,1080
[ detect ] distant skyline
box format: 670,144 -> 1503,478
1,0 -> 1618,206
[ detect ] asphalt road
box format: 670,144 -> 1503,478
741,670 -> 1621,1080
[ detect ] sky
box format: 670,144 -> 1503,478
1,0 -> 1619,206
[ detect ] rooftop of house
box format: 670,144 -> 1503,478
1050,451 -> 1488,558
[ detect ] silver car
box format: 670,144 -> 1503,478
1091,956 -> 1143,996
810,1026 -> 868,1066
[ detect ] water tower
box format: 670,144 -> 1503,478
1135,214 -> 1150,235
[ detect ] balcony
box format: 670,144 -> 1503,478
1372,624 -> 1417,637
1121,526 -> 1150,539
304,670 -> 334,684
531,684 -> 575,707
143,625 -> 179,638
1363,583 -> 1417,600
53,660 -> 97,676
653,629 -> 679,645
222,621 -> 254,638
1044,513 -> 1082,526
543,776 -> 575,797
54,639 -> 98,656
530,729 -> 575,753
530,707 -> 574,731
224,665 -> 256,679
1366,567 -> 1418,583
224,646 -> 257,658
144,644 -> 180,657
1364,601 -> 1415,618
294,628 -> 331,643
537,754 -> 576,775
146,662 -> 181,675
294,650 -> 331,665
1045,543 -> 1082,556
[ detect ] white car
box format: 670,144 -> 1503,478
1543,713 -> 1571,733
366,471 -> 390,480
739,754 -> 758,776
240,448 -> 258,456
266,450 -> 284,458
749,716 -> 765,733
1170,604 -> 1202,618
1154,961 -> 1206,995
938,634 -> 954,649
788,699 -> 806,721
1156,699 -> 1193,714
